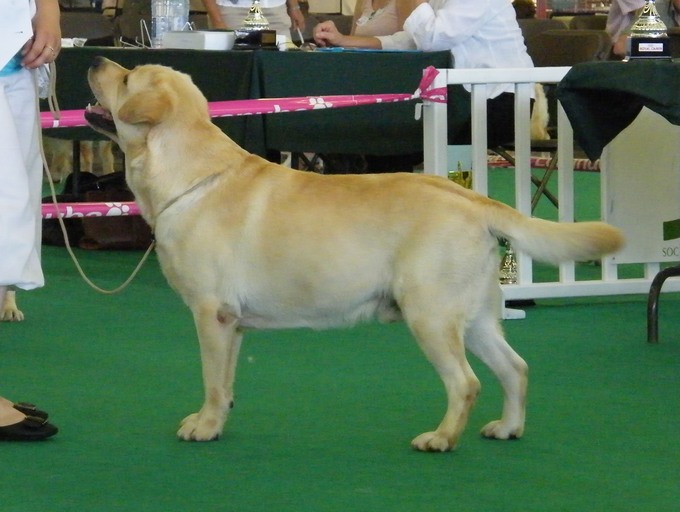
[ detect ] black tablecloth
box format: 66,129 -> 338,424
45,47 -> 451,158
253,50 -> 451,155
556,59 -> 680,161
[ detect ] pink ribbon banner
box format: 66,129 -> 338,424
42,202 -> 141,219
40,66 -> 447,129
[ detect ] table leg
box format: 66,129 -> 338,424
646,264 -> 680,343
71,140 -> 81,198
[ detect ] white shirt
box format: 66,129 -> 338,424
376,0 -> 533,98
1,0 -> 35,69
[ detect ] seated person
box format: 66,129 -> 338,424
320,0 -> 421,173
351,0 -> 418,36
606,0 -> 680,58
512,0 -> 536,19
314,0 -> 534,151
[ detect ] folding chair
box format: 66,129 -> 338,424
492,29 -> 613,212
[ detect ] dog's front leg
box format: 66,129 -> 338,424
177,303 -> 242,441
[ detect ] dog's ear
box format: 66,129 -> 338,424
117,89 -> 173,126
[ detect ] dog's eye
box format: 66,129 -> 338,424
123,75 -> 129,86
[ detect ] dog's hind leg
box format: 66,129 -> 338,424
223,326 -> 243,411
465,299 -> 528,440
407,311 -> 481,452
97,141 -> 115,175
80,141 -> 94,174
177,302 -> 241,441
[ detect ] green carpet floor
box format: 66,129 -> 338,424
2,169 -> 680,511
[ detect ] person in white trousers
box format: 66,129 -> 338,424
1,0 -> 61,312
0,0 -> 61,441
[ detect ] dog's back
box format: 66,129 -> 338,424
404,174 -> 623,265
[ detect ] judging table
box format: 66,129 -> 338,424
253,50 -> 451,155
45,46 -> 452,158
556,59 -> 680,161
556,59 -> 680,343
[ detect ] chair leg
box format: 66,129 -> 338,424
492,147 -> 559,211
531,154 -> 559,211
646,264 -> 680,343
291,152 -> 321,172
291,152 -> 302,169
71,140 -> 82,198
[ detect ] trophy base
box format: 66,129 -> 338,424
628,36 -> 671,60
233,29 -> 279,51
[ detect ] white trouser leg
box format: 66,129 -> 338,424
0,68 -> 44,290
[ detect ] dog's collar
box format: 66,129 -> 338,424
156,172 -> 223,219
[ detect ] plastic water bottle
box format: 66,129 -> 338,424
151,0 -> 189,48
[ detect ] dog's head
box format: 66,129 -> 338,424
85,57 -> 210,148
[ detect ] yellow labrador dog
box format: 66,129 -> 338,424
85,57 -> 623,451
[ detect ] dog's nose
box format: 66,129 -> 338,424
91,56 -> 106,70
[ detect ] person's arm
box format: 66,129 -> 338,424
612,33 -> 628,57
201,0 -> 227,29
403,0 -> 491,51
605,0 -> 634,56
287,0 -> 306,31
350,0 -> 363,35
22,0 -> 61,69
395,0 -> 419,29
672,0 -> 680,25
313,20 -> 382,48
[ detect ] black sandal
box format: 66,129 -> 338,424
0,416 -> 58,441
13,402 -> 48,420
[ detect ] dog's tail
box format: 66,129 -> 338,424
483,196 -> 624,264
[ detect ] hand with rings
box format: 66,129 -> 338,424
21,0 -> 62,69
21,39 -> 60,69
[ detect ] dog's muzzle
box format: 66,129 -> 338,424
85,103 -> 117,134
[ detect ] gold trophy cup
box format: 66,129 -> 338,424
233,0 -> 278,50
628,0 -> 671,59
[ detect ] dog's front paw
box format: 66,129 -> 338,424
1,291 -> 24,322
411,431 -> 456,452
177,412 -> 224,441
1,306 -> 24,322
480,420 -> 523,440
